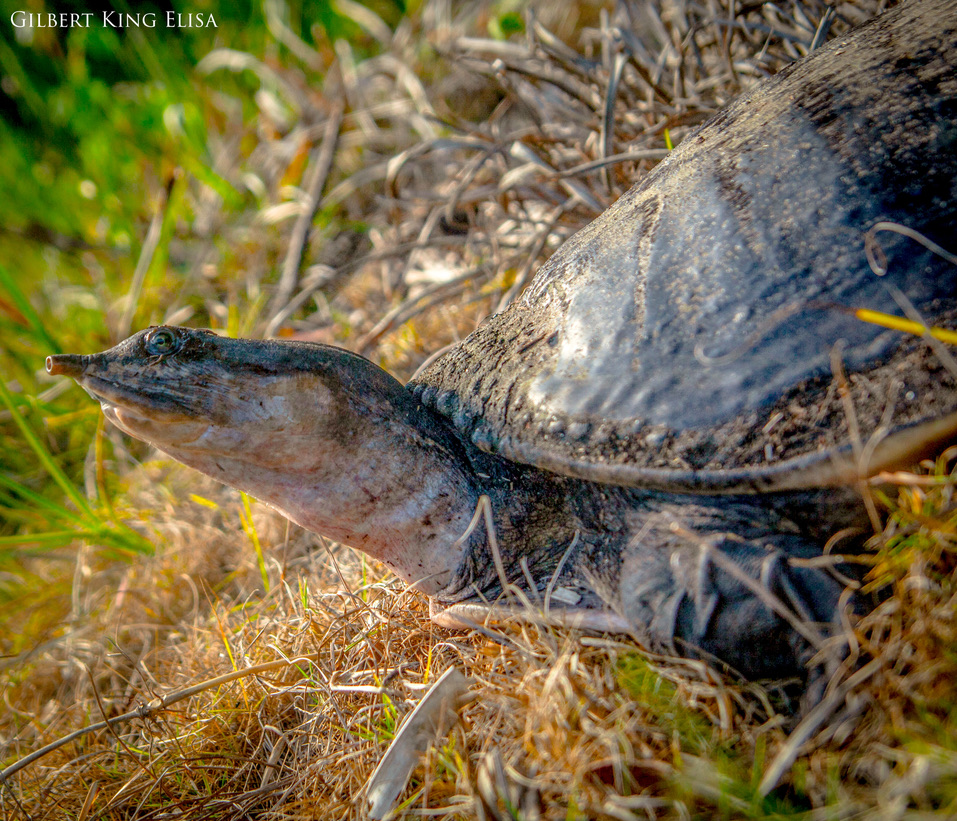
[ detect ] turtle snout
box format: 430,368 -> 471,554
46,354 -> 86,378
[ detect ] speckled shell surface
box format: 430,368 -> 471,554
411,0 -> 957,491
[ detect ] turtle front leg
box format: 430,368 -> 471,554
619,518 -> 850,680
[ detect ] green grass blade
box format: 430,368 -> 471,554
0,529 -> 104,548
0,377 -> 94,518
0,263 -> 61,354
240,491 -> 269,592
0,473 -> 86,523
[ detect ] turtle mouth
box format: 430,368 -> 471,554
79,374 -> 179,416
72,373 -> 208,446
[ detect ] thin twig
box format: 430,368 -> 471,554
356,266 -> 490,354
118,173 -> 176,339
0,655 -> 323,786
267,98 -> 346,333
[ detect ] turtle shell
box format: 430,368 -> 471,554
411,0 -> 957,492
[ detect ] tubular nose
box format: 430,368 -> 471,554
46,354 -> 86,378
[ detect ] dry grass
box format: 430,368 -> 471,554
4,456 -> 956,819
5,0 -> 957,818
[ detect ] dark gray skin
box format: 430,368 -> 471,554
47,0 -> 957,682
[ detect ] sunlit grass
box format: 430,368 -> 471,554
2,0 -> 957,818
0,372 -> 153,552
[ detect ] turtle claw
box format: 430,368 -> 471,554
691,541 -> 721,638
621,529 -> 848,680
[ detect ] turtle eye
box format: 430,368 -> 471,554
145,327 -> 179,356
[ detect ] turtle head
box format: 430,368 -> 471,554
46,326 -> 381,471
48,326 -> 482,593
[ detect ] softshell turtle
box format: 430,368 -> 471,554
48,0 -> 957,681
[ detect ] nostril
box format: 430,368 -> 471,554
46,354 -> 85,378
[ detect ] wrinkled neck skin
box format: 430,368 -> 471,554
155,402 -> 486,595
167,409 -> 576,602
